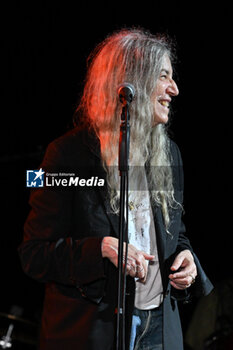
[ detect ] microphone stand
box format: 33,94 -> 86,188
116,100 -> 130,350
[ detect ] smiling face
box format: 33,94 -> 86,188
152,54 -> 179,126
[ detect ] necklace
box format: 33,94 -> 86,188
128,201 -> 144,211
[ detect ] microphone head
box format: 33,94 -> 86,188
117,83 -> 135,104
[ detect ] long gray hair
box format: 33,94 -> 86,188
76,28 -> 179,231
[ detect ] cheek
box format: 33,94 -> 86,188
151,83 -> 169,124
154,81 -> 166,96
153,101 -> 169,125
152,84 -> 164,108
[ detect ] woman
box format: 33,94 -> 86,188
19,28 -> 213,350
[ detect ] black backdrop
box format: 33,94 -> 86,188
0,0 -> 231,346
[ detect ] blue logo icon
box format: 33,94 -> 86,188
26,168 -> 45,187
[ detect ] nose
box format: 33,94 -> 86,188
167,79 -> 179,97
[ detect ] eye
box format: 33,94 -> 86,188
160,74 -> 167,80
160,69 -> 170,80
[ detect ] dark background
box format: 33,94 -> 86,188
0,1 -> 231,348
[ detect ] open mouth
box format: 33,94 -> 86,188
158,100 -> 170,108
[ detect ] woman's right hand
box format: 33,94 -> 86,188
101,236 -> 155,283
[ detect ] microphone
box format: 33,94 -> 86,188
117,83 -> 135,104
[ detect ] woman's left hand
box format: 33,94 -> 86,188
169,249 -> 197,290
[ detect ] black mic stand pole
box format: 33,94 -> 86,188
116,99 -> 130,350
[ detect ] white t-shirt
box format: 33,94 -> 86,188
128,189 -> 163,310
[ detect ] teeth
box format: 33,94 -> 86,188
160,100 -> 169,107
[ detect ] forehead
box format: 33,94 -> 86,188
160,54 -> 173,73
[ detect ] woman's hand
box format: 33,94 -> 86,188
169,249 -> 197,290
101,236 -> 155,282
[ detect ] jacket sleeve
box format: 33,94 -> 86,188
170,141 -> 213,300
171,140 -> 194,253
18,141 -> 106,293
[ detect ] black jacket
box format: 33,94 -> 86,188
18,126 -> 213,350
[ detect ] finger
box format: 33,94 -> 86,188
170,280 -> 184,290
126,262 -> 132,273
127,252 -> 152,270
170,256 -> 185,271
170,278 -> 190,287
140,259 -> 149,282
169,268 -> 197,280
142,252 -> 155,261
127,245 -> 155,263
170,280 -> 191,290
136,265 -> 145,280
169,271 -> 189,280
169,273 -> 195,287
189,274 -> 196,284
135,258 -> 148,282
126,263 -> 137,277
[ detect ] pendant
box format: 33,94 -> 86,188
129,201 -> 135,211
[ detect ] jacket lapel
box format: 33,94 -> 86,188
96,178 -> 120,238
151,202 -> 168,290
92,156 -> 120,238
82,128 -> 120,238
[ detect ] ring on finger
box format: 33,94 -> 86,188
189,274 -> 196,284
136,265 -> 144,272
127,264 -> 132,270
131,264 -> 137,271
